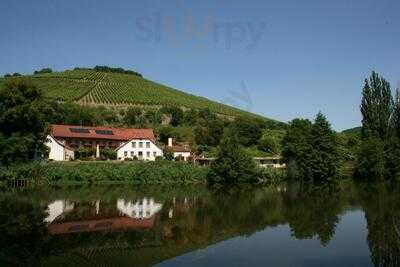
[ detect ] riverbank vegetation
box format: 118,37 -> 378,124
0,161 -> 209,185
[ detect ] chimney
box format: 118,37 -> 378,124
96,144 -> 100,158
168,138 -> 173,147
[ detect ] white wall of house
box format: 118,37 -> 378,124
116,139 -> 163,161
174,151 -> 191,161
45,135 -> 74,161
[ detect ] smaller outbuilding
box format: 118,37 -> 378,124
167,138 -> 192,161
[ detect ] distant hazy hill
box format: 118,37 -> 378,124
1,69 -> 281,123
342,126 -> 361,134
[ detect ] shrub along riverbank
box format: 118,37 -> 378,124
0,161 -> 210,185
0,160 -> 287,186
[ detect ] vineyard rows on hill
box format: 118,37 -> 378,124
30,76 -> 97,101
79,72 -> 255,117
2,70 -> 264,119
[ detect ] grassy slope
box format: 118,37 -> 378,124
4,69 -> 278,121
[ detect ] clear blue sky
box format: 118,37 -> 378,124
1,0 -> 399,130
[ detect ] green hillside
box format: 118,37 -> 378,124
342,126 -> 361,135
4,69 -> 276,121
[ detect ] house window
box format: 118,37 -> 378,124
130,151 -> 134,157
132,142 -> 136,148
138,151 -> 143,159
139,142 -> 143,148
124,151 -> 128,157
146,142 -> 150,148
153,152 -> 157,157
146,151 -> 150,158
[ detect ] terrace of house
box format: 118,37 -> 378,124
60,137 -> 124,150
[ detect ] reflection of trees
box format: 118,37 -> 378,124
0,184 -> 348,266
0,193 -> 48,266
282,183 -> 346,246
5,183 -> 399,266
146,186 -> 287,249
357,183 -> 400,267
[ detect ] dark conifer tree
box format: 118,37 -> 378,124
309,112 -> 339,181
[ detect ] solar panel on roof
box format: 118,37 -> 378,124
95,130 -> 114,135
70,128 -> 90,133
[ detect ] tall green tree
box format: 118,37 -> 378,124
208,129 -> 258,183
0,79 -> 50,165
282,119 -> 314,179
194,112 -> 224,147
360,71 -> 393,140
309,113 -> 339,181
232,116 -> 263,146
357,72 -> 400,180
282,113 -> 339,182
392,88 -> 400,138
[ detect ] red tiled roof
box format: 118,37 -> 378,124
51,125 -> 155,142
169,145 -> 191,152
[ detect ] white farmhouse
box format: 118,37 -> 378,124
45,135 -> 74,161
116,139 -> 163,161
45,125 -> 162,161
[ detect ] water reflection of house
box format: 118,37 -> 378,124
45,200 -> 75,223
168,197 -> 195,219
45,198 -> 163,235
117,198 -> 163,219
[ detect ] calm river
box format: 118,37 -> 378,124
1,182 -> 399,266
